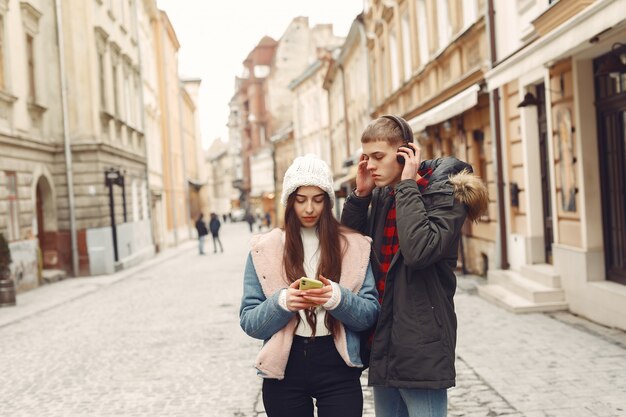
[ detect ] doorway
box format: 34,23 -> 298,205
536,84 -> 554,264
594,50 -> 626,284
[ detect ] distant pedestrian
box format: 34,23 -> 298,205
209,213 -> 223,253
245,212 -> 255,232
222,214 -> 227,223
264,212 -> 271,229
240,154 -> 380,417
194,214 -> 208,255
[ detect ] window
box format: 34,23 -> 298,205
123,64 -> 131,123
389,29 -> 400,91
141,180 -> 148,220
119,0 -> 125,27
112,60 -> 120,116
26,34 -> 35,101
98,50 -> 106,108
401,15 -> 412,81
463,0 -> 478,28
381,44 -> 388,97
416,0 -> 429,67
131,179 -> 139,221
6,172 -> 19,241
0,16 -> 5,90
436,0 -> 451,50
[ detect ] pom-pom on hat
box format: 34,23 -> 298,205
281,154 -> 335,208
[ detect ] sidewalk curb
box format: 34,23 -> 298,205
0,240 -> 196,329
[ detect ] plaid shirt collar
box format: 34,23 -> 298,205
376,168 -> 434,304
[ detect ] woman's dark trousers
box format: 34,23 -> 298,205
262,335 -> 363,417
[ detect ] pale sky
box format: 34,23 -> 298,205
156,0 -> 364,150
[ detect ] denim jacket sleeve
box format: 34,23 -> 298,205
239,253 -> 295,340
327,263 -> 380,332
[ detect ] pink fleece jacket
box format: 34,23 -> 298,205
250,228 -> 371,379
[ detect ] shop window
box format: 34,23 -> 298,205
6,172 -> 19,241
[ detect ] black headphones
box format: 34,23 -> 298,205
381,115 -> 414,163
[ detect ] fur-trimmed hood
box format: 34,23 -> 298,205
422,157 -> 489,221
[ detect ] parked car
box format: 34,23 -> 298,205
230,208 -> 246,222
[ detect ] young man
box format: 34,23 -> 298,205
195,214 -> 208,255
341,115 -> 488,417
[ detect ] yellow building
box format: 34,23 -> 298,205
153,11 -> 204,246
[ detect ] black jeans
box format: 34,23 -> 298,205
262,335 -> 363,417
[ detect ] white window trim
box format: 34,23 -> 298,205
401,15 -> 412,81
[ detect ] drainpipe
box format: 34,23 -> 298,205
340,64 -> 351,157
487,0 -> 509,270
54,0 -> 78,277
359,19 -> 374,115
178,80 -> 192,240
131,0 -> 155,248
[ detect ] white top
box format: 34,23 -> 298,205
278,227 -> 341,337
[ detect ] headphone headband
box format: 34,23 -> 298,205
381,115 -> 413,144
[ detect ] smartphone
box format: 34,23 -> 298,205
299,277 -> 324,290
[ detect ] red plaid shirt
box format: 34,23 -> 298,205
377,168 -> 433,305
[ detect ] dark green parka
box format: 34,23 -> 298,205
341,157 -> 488,389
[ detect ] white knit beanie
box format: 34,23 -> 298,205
281,154 -> 335,208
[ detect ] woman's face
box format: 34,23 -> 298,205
293,186 -> 326,228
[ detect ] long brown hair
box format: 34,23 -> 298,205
283,188 -> 347,336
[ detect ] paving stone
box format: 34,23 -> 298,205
0,222 -> 625,416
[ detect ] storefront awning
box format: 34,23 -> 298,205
408,84 -> 480,133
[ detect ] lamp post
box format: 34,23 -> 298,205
104,168 -> 125,262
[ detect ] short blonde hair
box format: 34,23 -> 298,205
361,117 -> 405,147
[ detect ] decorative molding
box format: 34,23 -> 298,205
0,0 -> 9,13
20,2 -> 42,35
517,0 -> 536,14
94,26 -> 109,53
532,0 -> 595,37
110,42 -> 121,64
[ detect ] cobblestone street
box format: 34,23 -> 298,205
1,222 -> 625,416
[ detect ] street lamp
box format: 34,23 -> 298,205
104,168 -> 125,262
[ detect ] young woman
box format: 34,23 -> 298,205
239,154 -> 380,417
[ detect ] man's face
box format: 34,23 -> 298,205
362,141 -> 403,188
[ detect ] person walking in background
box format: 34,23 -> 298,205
341,116 -> 488,417
264,212 -> 271,229
209,213 -> 223,253
195,213 -> 208,255
240,154 -> 380,417
245,211 -> 255,233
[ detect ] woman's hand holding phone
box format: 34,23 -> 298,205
301,275 -> 333,306
286,279 -> 317,312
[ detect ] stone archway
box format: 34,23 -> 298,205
34,175 -> 58,268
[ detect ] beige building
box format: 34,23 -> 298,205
181,78 -> 208,226
363,0 -> 497,277
153,10 -> 200,246
0,0 -> 66,289
57,0 -> 153,276
290,52 -> 335,166
479,0 -> 626,330
323,15 -> 372,214
205,139 -> 233,218
138,0 -> 166,253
